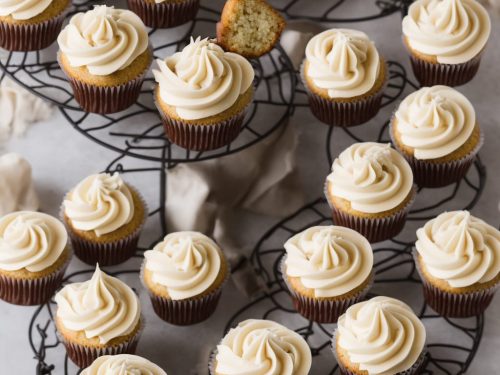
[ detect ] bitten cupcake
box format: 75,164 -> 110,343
57,5 -> 152,114
0,0 -> 69,51
142,231 -> 229,325
325,142 -> 415,243
82,354 -> 167,375
391,86 -> 482,188
55,265 -> 143,368
62,173 -> 147,266
333,296 -> 427,375
402,0 -> 491,86
210,319 -> 312,375
415,211 -> 500,318
0,211 -> 70,305
301,28 -> 386,127
282,225 -> 374,323
153,37 -> 254,151
127,0 -> 199,29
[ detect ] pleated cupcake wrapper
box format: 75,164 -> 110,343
300,60 -> 386,127
127,0 -> 199,29
208,348 -> 218,375
60,185 -> 148,267
413,252 -> 499,318
280,256 -> 374,323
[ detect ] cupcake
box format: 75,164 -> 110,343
325,142 -> 415,243
62,173 -> 147,266
55,265 -> 143,368
415,211 -> 500,318
153,37 -> 254,151
57,5 -> 152,114
301,28 -> 386,127
282,225 -> 374,323
391,86 -> 483,188
402,0 -> 491,87
127,0 -> 199,29
0,0 -> 69,51
210,319 -> 312,375
142,231 -> 229,325
82,354 -> 167,374
0,211 -> 70,305
333,296 -> 427,375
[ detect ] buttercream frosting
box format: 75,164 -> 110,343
0,0 -> 53,20
337,296 -> 426,375
403,0 -> 491,64
416,210 -> 500,288
82,354 -> 167,375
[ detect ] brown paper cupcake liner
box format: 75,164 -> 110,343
127,0 -> 199,29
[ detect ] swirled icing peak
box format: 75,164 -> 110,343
82,355 -> 167,375
394,86 -> 476,160
215,319 -> 312,375
55,265 -> 141,344
0,0 -> 53,20
64,173 -> 135,237
327,143 -> 413,213
57,5 -> 149,76
403,0 -> 491,64
284,226 -> 373,297
416,211 -> 500,288
0,211 -> 67,272
144,231 -> 223,300
337,296 -> 426,375
305,28 -> 381,98
153,37 -> 254,120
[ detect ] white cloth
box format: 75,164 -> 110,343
280,21 -> 326,69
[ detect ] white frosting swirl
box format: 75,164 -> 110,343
0,211 -> 67,272
284,226 -> 373,298
64,173 -> 135,237
82,355 -> 167,375
153,37 -> 254,120
305,28 -> 381,98
337,296 -> 426,375
57,5 -> 149,76
394,86 -> 476,160
327,143 -> 414,214
416,211 -> 500,288
215,319 -> 312,375
403,0 -> 491,64
0,0 -> 53,20
144,231 -> 223,300
55,265 -> 141,344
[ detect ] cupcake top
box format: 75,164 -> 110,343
304,28 -> 381,98
394,85 -> 476,160
144,231 -> 224,300
215,319 -> 312,375
57,5 -> 149,76
82,355 -> 167,375
402,0 -> 491,64
327,142 -> 414,214
0,0 -> 54,20
284,225 -> 373,298
64,173 -> 135,237
337,296 -> 426,375
55,265 -> 141,344
416,210 -> 500,288
153,36 -> 254,120
0,211 -> 67,272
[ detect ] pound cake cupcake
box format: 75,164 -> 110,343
57,5 -> 152,114
302,28 -> 386,127
55,265 -> 143,368
62,172 -> 147,266
127,0 -> 199,29
325,142 -> 415,243
282,225 -> 374,323
82,355 -> 167,375
391,86 -> 482,188
415,211 -> 500,317
142,231 -> 229,325
0,211 -> 70,305
333,296 -> 427,375
0,0 -> 69,51
153,36 -> 254,151
402,0 -> 491,86
210,319 -> 312,375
